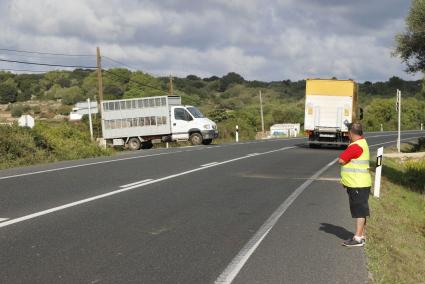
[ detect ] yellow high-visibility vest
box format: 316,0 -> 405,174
341,138 -> 372,188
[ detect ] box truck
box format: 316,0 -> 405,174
101,96 -> 218,150
304,79 -> 362,147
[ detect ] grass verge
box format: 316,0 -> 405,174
366,155 -> 425,283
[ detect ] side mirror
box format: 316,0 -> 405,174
359,108 -> 364,120
185,112 -> 193,121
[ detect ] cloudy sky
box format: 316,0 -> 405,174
0,0 -> 421,82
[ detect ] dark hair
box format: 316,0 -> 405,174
349,122 -> 363,136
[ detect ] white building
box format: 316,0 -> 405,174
270,123 -> 300,137
18,115 -> 35,128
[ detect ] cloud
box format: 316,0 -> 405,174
0,0 -> 421,81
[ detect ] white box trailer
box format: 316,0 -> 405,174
304,79 -> 362,147
101,96 -> 218,150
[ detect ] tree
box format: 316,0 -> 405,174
218,72 -> 245,91
0,78 -> 18,103
394,0 -> 425,73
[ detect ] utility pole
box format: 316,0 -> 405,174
169,75 -> 174,96
96,47 -> 104,106
259,90 -> 265,137
396,89 -> 401,153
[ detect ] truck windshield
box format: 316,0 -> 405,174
187,107 -> 205,118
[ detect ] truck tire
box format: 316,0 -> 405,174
128,138 -> 141,151
141,141 -> 153,149
202,139 -> 212,145
189,133 -> 203,145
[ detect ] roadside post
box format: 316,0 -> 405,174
374,147 -> 384,198
421,123 -> 423,131
396,89 -> 401,153
87,98 -> 94,141
380,124 -> 383,132
236,125 -> 239,143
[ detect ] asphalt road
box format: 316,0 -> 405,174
0,130 -> 423,283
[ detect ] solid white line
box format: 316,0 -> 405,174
215,158 -> 339,284
0,218 -> 9,222
201,162 -> 219,167
0,146 -> 297,229
0,152 -> 170,181
119,179 -> 154,188
369,135 -> 424,148
246,153 -> 259,157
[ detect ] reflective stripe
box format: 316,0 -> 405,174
349,160 -> 369,165
341,168 -> 369,173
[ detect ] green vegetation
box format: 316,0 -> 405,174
0,122 -> 113,170
0,67 -> 424,141
366,141 -> 425,284
395,0 -> 425,73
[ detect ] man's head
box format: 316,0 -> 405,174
348,122 -> 363,142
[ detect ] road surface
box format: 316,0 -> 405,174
0,131 -> 423,283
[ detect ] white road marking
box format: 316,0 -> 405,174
369,135 -> 424,148
215,158 -> 339,284
201,162 -> 219,167
246,153 -> 259,157
0,146 -> 297,229
0,218 -> 9,222
0,152 -> 171,181
119,179 -> 154,188
214,134 -> 425,284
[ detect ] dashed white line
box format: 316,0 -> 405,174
201,162 -> 219,167
120,179 -> 154,188
0,146 -> 297,229
0,218 -> 9,222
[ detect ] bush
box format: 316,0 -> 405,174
10,103 -> 30,117
404,159 -> 425,194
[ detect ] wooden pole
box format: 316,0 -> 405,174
96,47 -> 104,104
260,90 -> 265,136
169,75 -> 174,96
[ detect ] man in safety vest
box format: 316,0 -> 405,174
339,122 -> 372,247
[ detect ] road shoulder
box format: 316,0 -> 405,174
233,165 -> 368,284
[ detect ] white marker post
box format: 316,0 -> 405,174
380,124 -> 383,132
235,125 -> 239,143
87,98 -> 94,141
396,89 -> 401,153
374,147 -> 384,198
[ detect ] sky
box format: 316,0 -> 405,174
0,0 -> 422,82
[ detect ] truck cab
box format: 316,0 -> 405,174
171,105 -> 218,145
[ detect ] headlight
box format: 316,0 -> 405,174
203,124 -> 211,130
212,124 -> 217,130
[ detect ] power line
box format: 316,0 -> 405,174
102,56 -> 137,70
103,69 -> 169,95
0,68 -> 48,73
0,47 -> 94,57
0,58 -> 97,69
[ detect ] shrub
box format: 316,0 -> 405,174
404,159 -> 425,194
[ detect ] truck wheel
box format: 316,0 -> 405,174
189,133 -> 203,145
202,139 -> 212,145
141,141 -> 153,149
128,138 -> 141,151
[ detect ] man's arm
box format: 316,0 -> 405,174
339,144 -> 363,165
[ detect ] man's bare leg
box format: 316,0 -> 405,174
355,217 -> 366,237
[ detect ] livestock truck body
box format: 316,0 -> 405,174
304,79 -> 360,147
101,95 -> 218,150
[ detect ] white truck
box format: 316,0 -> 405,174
101,96 -> 218,150
304,79 -> 363,147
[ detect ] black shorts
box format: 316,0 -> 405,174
346,187 -> 371,218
